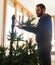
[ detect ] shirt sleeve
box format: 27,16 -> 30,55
22,26 -> 37,34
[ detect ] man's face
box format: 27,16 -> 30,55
36,6 -> 43,17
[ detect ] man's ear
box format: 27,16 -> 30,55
42,9 -> 45,14
43,8 -> 45,11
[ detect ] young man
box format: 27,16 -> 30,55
17,4 -> 52,65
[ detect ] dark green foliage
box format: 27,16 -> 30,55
21,18 -> 35,26
0,46 -> 8,65
8,38 -> 39,65
0,38 -> 40,65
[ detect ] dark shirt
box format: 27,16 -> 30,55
22,14 -> 52,45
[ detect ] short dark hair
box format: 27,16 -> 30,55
36,3 -> 46,10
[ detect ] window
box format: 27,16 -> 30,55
23,15 -> 29,40
51,17 -> 55,52
5,3 -> 15,46
4,0 -> 35,47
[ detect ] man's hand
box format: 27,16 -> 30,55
16,25 -> 23,29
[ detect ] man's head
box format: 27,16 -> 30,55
36,3 -> 46,17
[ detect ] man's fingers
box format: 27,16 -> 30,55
16,25 -> 22,29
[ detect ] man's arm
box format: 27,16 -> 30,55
22,26 -> 37,34
16,15 -> 52,34
16,25 -> 37,34
22,16 -> 52,34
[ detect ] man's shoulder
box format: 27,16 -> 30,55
40,14 -> 51,20
39,14 -> 52,23
43,14 -> 51,18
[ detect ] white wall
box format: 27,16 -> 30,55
17,0 -> 35,15
17,0 -> 55,16
0,0 -> 4,45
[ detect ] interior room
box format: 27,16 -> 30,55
0,0 -> 55,65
